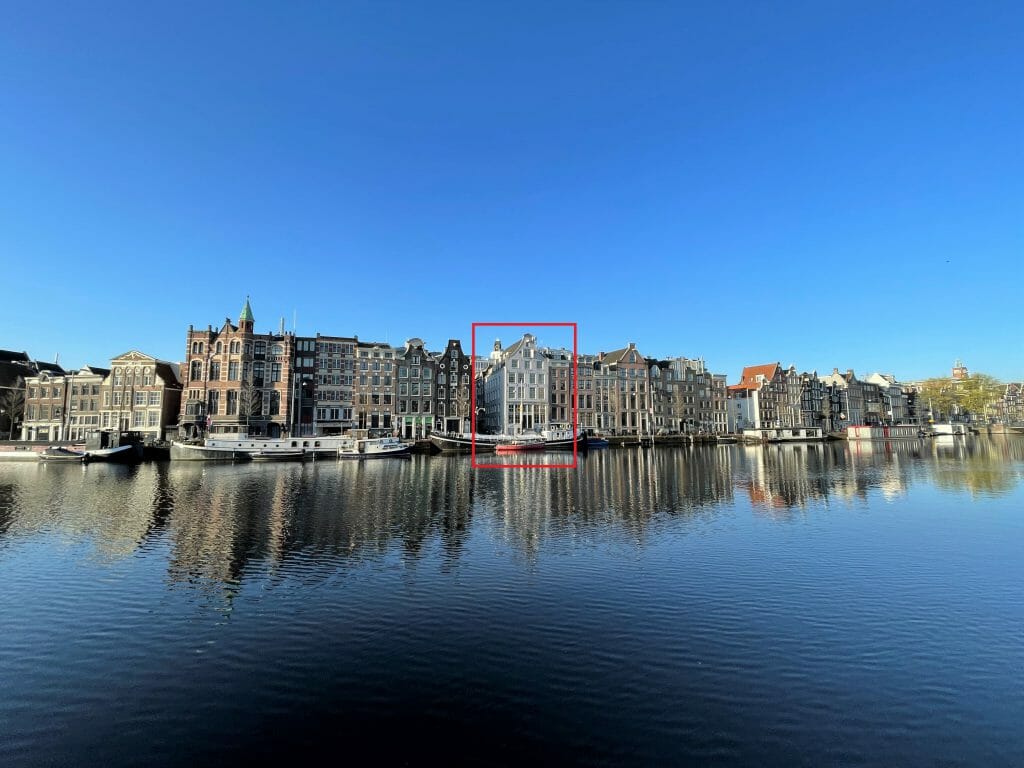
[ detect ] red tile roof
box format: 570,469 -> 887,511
729,363 -> 780,391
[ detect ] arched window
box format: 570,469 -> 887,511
190,360 -> 202,381
215,341 -> 222,354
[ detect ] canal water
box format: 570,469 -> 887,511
1,437 -> 1022,766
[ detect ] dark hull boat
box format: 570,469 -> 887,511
251,449 -> 307,462
428,434 -> 499,454
87,444 -> 142,463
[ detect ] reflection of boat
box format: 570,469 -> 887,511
170,442 -> 253,462
38,446 -> 89,463
338,437 -> 411,459
931,423 -> 968,436
743,427 -> 826,444
86,444 -> 142,463
495,438 -> 546,454
847,425 -> 926,441
428,433 -> 500,454
251,449 -> 307,462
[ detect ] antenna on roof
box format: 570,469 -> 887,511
55,352 -> 60,365
279,317 -> 285,335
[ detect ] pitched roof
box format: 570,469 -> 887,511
729,363 -> 780,391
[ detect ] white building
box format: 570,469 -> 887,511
481,334 -> 550,435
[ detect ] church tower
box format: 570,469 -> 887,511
239,297 -> 254,334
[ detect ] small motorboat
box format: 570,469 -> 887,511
586,436 -> 610,448
494,438 -> 546,454
38,446 -> 89,463
251,449 -> 307,462
338,437 -> 412,459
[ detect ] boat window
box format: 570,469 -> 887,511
291,441 -> 297,447
303,441 -> 309,447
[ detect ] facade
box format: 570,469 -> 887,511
100,352 -> 182,441
179,300 -> 294,439
545,347 -> 574,428
819,368 -> 865,429
575,353 -> 598,431
352,340 -> 396,432
798,371 -> 829,431
394,338 -> 436,438
864,373 -> 909,424
312,335 -> 358,435
599,343 -> 650,435
665,357 -> 726,434
22,368 -> 70,441
481,334 -> 550,435
435,339 -> 472,434
728,364 -> 787,430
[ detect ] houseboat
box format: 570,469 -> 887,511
38,446 -> 90,463
742,427 -> 826,444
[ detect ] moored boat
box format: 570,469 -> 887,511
541,428 -> 588,452
86,444 -> 142,463
170,441 -> 253,462
428,433 -> 500,454
38,446 -> 89,463
586,436 -> 610,448
338,436 -> 411,459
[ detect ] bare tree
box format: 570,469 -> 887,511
238,384 -> 262,434
1,388 -> 25,440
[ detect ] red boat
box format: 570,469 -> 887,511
494,438 -> 546,454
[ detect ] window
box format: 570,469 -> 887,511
210,361 -> 221,380
113,392 -> 122,406
134,392 -> 145,406
271,363 -> 282,382
190,360 -> 202,381
103,392 -> 110,406
228,361 -> 239,381
254,341 -> 266,356
269,391 -> 281,415
133,411 -> 145,427
227,391 -> 238,415
148,410 -> 159,427
399,367 -> 408,378
253,361 -> 265,386
207,390 -> 219,414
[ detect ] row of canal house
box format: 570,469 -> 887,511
21,352 -> 182,442
178,300 -> 474,440
478,336 -> 731,436
727,363 -> 928,433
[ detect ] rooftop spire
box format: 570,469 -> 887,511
239,296 -> 254,324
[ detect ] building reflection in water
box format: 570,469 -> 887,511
0,435 -> 1020,593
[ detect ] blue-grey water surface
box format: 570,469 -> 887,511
1,437 -> 1023,766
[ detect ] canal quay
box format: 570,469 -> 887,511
1,436 -> 1022,766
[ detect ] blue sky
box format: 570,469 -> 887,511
2,1 -> 1021,381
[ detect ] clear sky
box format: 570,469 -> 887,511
2,1 -> 1021,381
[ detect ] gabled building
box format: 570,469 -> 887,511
100,351 -> 181,441
435,339 -> 472,434
179,299 -> 294,439
394,338 -> 435,438
599,343 -> 650,435
819,368 -> 866,429
728,363 -> 784,430
481,333 -> 550,435
864,373 -> 909,424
